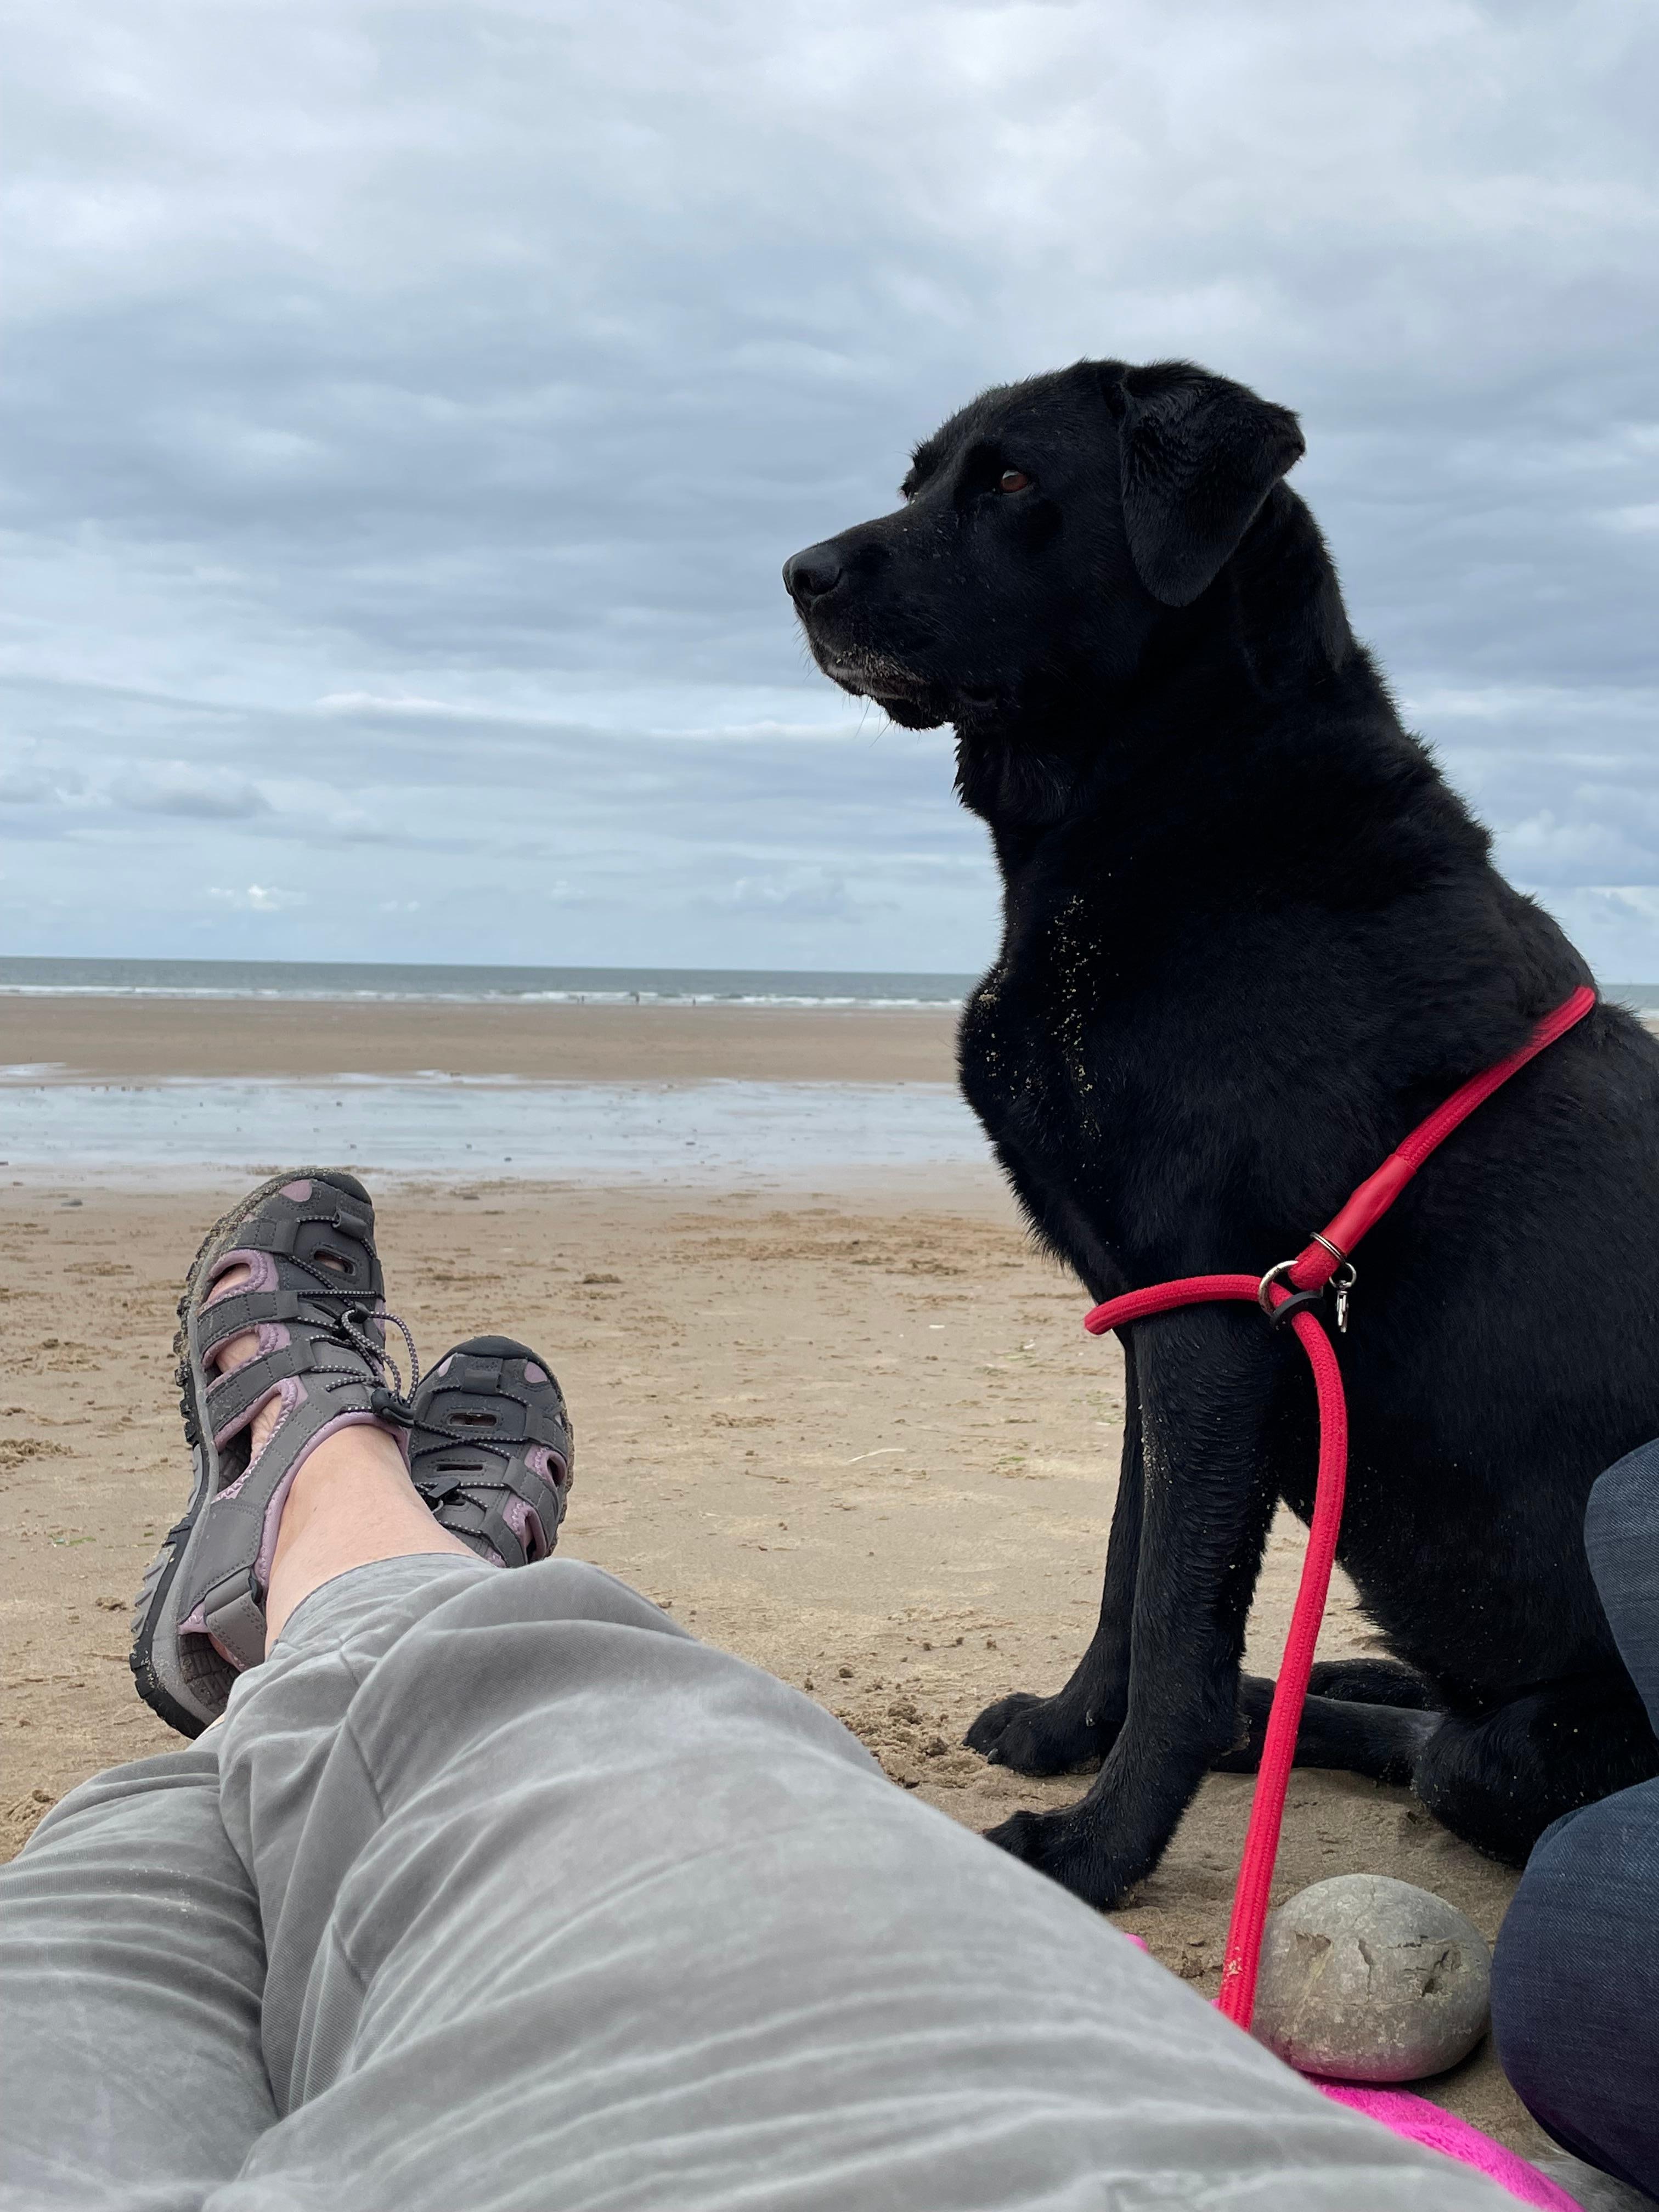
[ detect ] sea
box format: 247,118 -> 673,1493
0,958 -> 978,1008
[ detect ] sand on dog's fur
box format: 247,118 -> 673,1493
1,1171 -> 1551,2153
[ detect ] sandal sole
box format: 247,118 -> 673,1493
129,1167 -> 373,1737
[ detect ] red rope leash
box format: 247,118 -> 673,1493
1082,985 -> 1595,2029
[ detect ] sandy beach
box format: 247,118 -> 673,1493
1,994 -> 1548,2152
3,991 -> 962,1085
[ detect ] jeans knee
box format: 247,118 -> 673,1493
1491,1817 -> 1578,2098
1584,1436 -> 1659,1568
1583,1437 -> 1659,1738
1492,1780 -> 1659,2186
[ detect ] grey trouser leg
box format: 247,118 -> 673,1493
0,1747 -> 275,2210
6,1555 -> 1511,2209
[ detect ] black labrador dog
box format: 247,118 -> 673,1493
784,357 -> 1659,1910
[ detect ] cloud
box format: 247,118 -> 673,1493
316,692 -> 484,721
207,883 -> 306,912
716,870 -> 865,924
1,0 -> 1654,972
0,766 -> 60,804
113,763 -> 270,819
1539,887 -> 1659,984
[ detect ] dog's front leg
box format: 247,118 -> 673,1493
965,1341 -> 1143,1774
984,1309 -> 1279,1909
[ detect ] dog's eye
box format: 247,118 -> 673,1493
997,469 -> 1031,494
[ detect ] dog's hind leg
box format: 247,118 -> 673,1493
1413,1670 -> 1659,1866
1307,1656 -> 1438,1709
1213,1674 -> 1440,1785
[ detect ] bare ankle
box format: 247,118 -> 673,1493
263,1423 -> 476,1651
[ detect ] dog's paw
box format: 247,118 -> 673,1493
964,1689 -> 1112,1775
983,1803 -> 1128,1908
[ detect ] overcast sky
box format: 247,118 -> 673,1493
4,0 -> 1656,976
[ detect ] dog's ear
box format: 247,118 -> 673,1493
1102,362 -> 1305,607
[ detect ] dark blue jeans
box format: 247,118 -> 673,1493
1492,1440 -> 1659,2201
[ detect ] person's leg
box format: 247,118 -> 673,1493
0,1176 -> 469,2210
131,1170 -> 475,1740
1492,1438 -> 1659,2200
203,1505 -> 1512,2202
0,1749 -> 274,2211
177,1194 -> 477,1662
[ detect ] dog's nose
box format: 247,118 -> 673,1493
783,544 -> 844,606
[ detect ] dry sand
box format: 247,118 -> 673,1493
0,995 -> 1547,2153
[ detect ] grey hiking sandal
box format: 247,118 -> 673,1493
131,1170 -> 419,1737
409,1336 -> 574,1567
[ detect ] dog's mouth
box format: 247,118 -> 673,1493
811,643 -> 1008,733
810,646 -> 940,726
819,648 -> 921,697
821,655 -> 878,689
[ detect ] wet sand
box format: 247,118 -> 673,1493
2,992 -> 960,1085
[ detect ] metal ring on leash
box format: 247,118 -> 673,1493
1258,1254 -> 1353,1331
1256,1258 -> 1301,1316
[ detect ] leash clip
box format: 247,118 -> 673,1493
1307,1233 -> 1358,1332
1257,1250 -> 1358,1334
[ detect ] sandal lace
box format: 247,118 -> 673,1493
315,1301 -> 421,1427
282,1236 -> 422,1426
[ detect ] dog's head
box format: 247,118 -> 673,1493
783,359 -> 1305,737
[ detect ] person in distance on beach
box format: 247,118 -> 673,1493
0,1169 -> 1630,2209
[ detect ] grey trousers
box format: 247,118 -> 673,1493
0,1555 -> 1509,2209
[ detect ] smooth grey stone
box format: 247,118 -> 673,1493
1251,1873 -> 1491,2082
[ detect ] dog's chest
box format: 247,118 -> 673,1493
960,935 -> 1122,1186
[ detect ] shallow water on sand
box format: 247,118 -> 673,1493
0,1073 -> 989,1186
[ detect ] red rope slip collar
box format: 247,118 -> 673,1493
1081,984 -> 1596,2030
